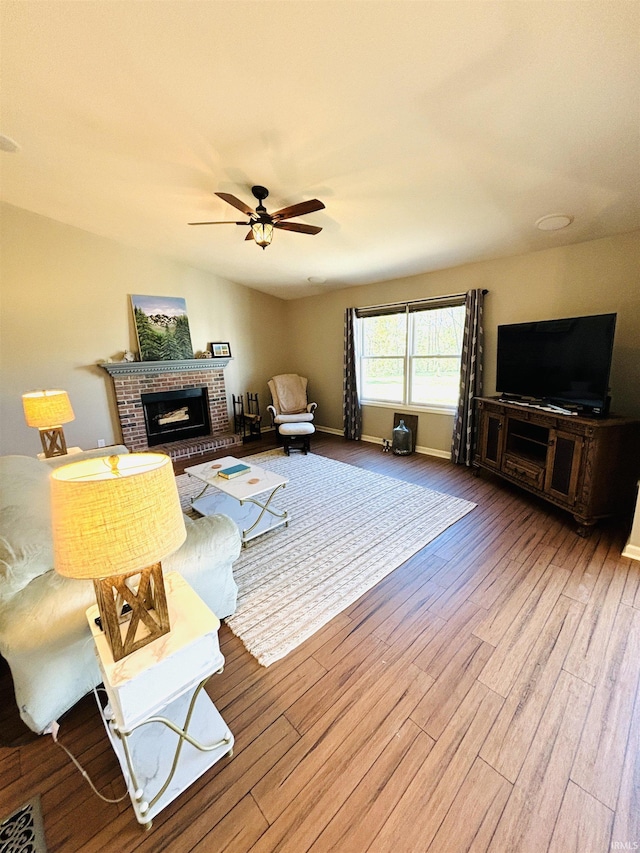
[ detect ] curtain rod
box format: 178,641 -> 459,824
356,289 -> 488,312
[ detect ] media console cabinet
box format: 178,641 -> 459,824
473,397 -> 640,535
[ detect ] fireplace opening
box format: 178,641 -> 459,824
141,387 -> 211,446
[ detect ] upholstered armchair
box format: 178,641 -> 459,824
267,374 -> 317,445
267,374 -> 317,453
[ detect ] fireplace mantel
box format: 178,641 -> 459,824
100,357 -> 240,459
100,358 -> 232,377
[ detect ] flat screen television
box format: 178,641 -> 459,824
496,312 -> 616,416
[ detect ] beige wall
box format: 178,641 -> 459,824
0,204 -> 289,455
286,231 -> 640,453
2,203 -> 638,458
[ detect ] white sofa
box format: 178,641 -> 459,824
0,449 -> 241,734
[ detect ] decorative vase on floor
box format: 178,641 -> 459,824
392,419 -> 412,455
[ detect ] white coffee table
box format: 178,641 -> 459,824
184,455 -> 289,546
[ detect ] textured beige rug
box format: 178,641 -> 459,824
177,450 -> 475,666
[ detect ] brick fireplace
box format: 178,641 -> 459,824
101,359 -> 241,461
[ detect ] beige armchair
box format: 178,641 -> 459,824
267,374 -> 317,453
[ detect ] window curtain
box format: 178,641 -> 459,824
343,307 -> 362,440
451,288 -> 485,465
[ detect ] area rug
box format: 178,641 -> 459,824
0,795 -> 47,853
177,451 -> 475,666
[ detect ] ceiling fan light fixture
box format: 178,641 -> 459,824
252,220 -> 273,249
192,186 -> 324,248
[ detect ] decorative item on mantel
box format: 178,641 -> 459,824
392,419 -> 412,455
101,350 -> 138,364
209,342 -> 232,358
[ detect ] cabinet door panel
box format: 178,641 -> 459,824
546,430 -> 583,504
480,412 -> 504,468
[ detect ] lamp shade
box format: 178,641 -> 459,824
22,389 -> 75,428
51,453 -> 186,580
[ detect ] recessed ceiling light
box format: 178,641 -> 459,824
307,276 -> 326,284
535,213 -> 574,231
0,134 -> 20,153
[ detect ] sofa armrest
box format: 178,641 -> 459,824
163,513 -> 241,619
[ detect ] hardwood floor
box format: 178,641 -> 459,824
2,433 -> 639,852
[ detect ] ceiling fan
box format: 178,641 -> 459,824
188,185 -> 325,249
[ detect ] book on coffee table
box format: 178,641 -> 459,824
218,463 -> 251,479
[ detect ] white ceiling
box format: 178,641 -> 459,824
1,1 -> 639,300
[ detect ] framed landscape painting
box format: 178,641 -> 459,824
131,295 -> 194,361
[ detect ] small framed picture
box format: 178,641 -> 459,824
209,342 -> 232,358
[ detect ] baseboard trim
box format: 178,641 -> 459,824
314,426 -> 450,460
416,445 -> 451,460
315,425 -> 342,437
622,542 -> 640,562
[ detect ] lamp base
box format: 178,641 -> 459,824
94,563 -> 170,661
39,427 -> 67,458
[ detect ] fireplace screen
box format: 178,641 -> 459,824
141,387 -> 211,446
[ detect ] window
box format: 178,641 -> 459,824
358,299 -> 466,410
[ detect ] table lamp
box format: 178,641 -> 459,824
22,389 -> 75,458
51,453 -> 186,661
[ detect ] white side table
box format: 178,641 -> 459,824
86,572 -> 234,829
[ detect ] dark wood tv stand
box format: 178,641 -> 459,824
473,397 -> 640,535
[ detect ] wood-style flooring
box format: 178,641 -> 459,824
2,433 -> 639,852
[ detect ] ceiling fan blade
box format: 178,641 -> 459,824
245,230 -> 254,241
188,220 -> 249,226
215,192 -> 256,217
271,199 -> 325,221
274,221 -> 322,235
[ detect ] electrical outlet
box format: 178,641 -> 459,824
97,438 -> 106,447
